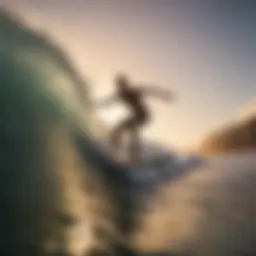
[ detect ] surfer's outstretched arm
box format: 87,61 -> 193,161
94,94 -> 119,108
138,85 -> 176,102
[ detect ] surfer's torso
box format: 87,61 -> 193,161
118,87 -> 149,123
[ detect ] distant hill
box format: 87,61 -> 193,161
200,114 -> 256,155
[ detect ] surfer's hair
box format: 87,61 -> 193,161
115,74 -> 129,88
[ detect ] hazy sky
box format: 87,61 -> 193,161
6,1 -> 256,150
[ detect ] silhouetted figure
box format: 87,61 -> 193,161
97,74 -> 175,163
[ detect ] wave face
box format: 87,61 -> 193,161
0,10 -> 137,256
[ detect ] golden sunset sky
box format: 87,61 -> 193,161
4,1 -> 255,151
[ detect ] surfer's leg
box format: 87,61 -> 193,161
110,124 -> 122,151
129,125 -> 140,164
129,109 -> 149,163
110,118 -> 131,151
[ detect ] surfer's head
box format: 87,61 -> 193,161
115,74 -> 129,90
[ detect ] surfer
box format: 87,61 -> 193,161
97,74 -> 175,163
